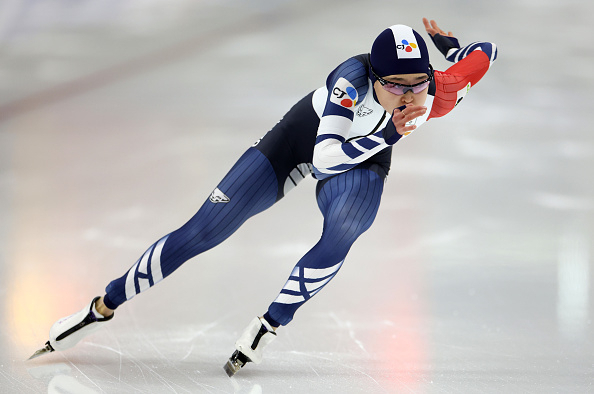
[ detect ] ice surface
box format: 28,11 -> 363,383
1,0 -> 593,392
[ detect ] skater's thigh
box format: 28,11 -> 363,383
316,168 -> 384,240
191,147 -> 280,229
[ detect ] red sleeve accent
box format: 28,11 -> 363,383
428,50 -> 491,119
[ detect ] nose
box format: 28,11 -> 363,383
402,90 -> 414,103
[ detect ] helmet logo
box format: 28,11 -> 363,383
390,26 -> 423,59
397,39 -> 418,53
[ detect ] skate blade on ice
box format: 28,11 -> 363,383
28,341 -> 55,360
224,359 -> 241,377
223,350 -> 248,377
27,296 -> 114,362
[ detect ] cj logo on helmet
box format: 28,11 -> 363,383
330,78 -> 358,109
396,39 -> 418,53
394,31 -> 421,59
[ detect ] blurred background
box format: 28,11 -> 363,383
1,0 -> 592,392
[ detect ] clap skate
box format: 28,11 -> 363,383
28,296 -> 114,360
223,316 -> 277,377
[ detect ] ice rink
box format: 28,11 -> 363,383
1,0 -> 593,392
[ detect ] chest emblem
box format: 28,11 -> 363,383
356,105 -> 373,117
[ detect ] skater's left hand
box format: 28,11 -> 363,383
423,18 -> 454,38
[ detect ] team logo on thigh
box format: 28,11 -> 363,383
210,188 -> 230,203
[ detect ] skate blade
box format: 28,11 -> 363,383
223,360 -> 240,377
27,342 -> 54,360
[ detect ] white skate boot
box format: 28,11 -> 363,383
223,316 -> 277,377
28,296 -> 114,360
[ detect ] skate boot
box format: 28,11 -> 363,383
223,316 -> 277,377
28,296 -> 114,360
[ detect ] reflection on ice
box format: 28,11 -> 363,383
534,192 -> 594,211
557,231 -> 591,339
28,363 -> 99,394
48,375 -> 99,394
230,377 -> 263,394
27,363 -> 71,378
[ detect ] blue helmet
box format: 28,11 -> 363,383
370,25 -> 431,77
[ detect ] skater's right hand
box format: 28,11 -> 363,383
391,105 -> 428,136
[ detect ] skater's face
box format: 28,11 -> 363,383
373,72 -> 429,113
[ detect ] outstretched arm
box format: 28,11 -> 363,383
422,18 -> 498,119
422,18 -> 497,66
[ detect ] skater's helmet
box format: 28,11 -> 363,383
370,24 -> 431,78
